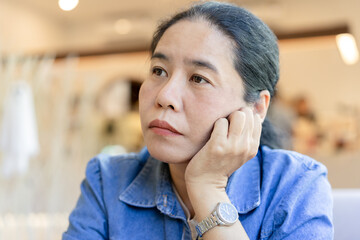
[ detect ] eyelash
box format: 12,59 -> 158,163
151,67 -> 210,84
152,67 -> 167,77
189,75 -> 209,84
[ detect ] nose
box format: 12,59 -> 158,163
155,74 -> 183,112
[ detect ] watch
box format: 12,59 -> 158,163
195,202 -> 238,237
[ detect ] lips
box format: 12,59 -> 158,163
149,119 -> 182,136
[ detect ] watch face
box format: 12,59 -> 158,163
217,202 -> 238,225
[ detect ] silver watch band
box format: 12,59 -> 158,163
195,212 -> 220,237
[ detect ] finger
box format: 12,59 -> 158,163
252,113 -> 262,141
241,107 -> 254,137
249,113 -> 262,157
228,111 -> 246,139
210,118 -> 229,142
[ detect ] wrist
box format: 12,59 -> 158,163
186,183 -> 229,222
195,202 -> 239,237
186,181 -> 226,204
185,173 -> 228,190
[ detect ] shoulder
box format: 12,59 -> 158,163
260,145 -> 330,206
259,146 -> 333,238
261,145 -> 328,179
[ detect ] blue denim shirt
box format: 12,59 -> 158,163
62,145 -> 333,240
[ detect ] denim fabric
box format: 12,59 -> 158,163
62,146 -> 333,240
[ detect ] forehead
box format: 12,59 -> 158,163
154,19 -> 235,65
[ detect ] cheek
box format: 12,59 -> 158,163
186,95 -> 229,141
139,81 -> 153,112
138,82 -> 154,133
192,94 -> 233,120
187,91 -> 244,134
139,81 -> 148,104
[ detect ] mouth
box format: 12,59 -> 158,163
149,119 -> 182,136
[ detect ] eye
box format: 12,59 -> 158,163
190,75 -> 209,84
152,67 -> 167,77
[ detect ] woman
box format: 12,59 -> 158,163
63,2 -> 333,239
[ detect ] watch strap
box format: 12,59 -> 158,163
195,212 -> 220,237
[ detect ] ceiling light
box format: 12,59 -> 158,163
336,33 -> 359,65
58,0 -> 79,12
114,19 -> 132,35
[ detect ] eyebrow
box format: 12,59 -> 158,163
151,52 -> 169,61
187,59 -> 218,74
151,52 -> 219,74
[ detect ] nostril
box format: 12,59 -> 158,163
155,89 -> 178,110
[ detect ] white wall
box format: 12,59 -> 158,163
279,36 -> 360,116
0,1 -> 65,54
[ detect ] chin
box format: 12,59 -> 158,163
146,142 -> 193,164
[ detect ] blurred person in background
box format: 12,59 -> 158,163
292,96 -> 324,155
62,1 -> 333,239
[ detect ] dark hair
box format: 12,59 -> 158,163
150,1 -> 282,149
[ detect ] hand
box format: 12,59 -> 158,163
184,107 -> 262,189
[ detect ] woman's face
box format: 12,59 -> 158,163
139,19 -> 247,164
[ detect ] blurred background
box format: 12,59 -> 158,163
0,0 -> 359,239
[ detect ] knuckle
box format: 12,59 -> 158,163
210,142 -> 227,155
235,111 -> 246,120
229,111 -> 244,122
243,107 -> 253,114
217,117 -> 228,125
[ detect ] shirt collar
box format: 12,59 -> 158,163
119,147 -> 262,215
119,155 -> 186,220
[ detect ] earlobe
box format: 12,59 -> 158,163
254,90 -> 271,122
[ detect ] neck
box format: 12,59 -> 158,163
169,162 -> 195,218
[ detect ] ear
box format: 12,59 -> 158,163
254,90 -> 271,122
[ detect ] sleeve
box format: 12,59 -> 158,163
62,157 -> 109,240
267,162 -> 334,240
